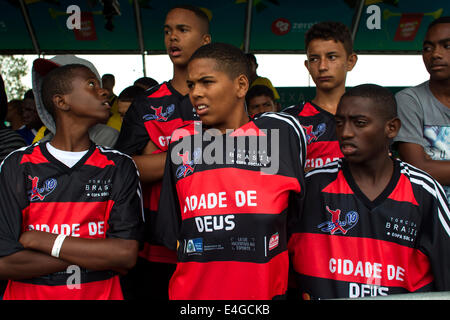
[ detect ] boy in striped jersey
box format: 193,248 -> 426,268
0,60 -> 144,300
284,21 -> 357,171
288,84 -> 450,299
154,43 -> 307,299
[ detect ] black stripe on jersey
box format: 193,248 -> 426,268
178,211 -> 288,264
260,112 -> 307,167
16,268 -> 117,286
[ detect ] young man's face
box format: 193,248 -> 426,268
305,39 -> 357,91
187,58 -> 248,133
422,23 -> 450,81
335,96 -> 397,164
247,95 -> 276,116
164,8 -> 211,67
62,68 -> 110,123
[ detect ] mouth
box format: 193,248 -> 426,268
169,46 -> 182,57
101,100 -> 111,109
195,104 -> 209,116
340,142 -> 357,156
318,76 -> 333,82
430,64 -> 448,71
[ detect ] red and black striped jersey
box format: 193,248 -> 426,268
154,113 -> 307,300
284,102 -> 343,170
115,82 -> 198,264
288,158 -> 450,299
0,142 -> 144,300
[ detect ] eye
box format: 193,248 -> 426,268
187,82 -> 194,90
422,45 -> 432,52
308,57 -> 318,63
328,55 -> 337,60
88,81 -> 95,87
355,120 -> 367,127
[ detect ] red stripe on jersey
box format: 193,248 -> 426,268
321,170 -> 353,194
139,243 -> 177,264
298,102 -> 320,117
148,83 -> 171,98
288,233 -> 434,291
388,174 -> 419,206
176,168 -> 301,220
3,276 -> 123,300
305,140 -> 343,169
144,119 -> 193,151
230,121 -> 267,137
84,148 -> 115,168
20,146 -> 49,164
169,250 -> 289,299
22,201 -> 114,238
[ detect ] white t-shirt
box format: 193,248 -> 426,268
46,142 -> 89,168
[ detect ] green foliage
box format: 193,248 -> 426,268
0,55 -> 29,101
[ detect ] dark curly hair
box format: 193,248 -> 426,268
305,21 -> 353,56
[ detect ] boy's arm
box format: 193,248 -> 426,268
132,140 -> 167,183
394,89 -> 450,185
18,231 -> 139,271
397,143 -> 450,185
0,249 -> 70,280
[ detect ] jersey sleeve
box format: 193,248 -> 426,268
417,181 -> 450,290
394,89 -> 426,146
106,156 -> 145,241
152,142 -> 181,251
114,97 -> 150,155
0,154 -> 27,257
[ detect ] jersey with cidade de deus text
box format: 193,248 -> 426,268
155,112 -> 307,300
0,142 -> 144,300
288,158 -> 450,300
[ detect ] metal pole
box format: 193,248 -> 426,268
133,0 -> 146,76
351,0 -> 365,43
243,0 -> 253,53
19,0 -> 40,55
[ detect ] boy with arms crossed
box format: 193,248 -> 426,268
0,59 -> 144,300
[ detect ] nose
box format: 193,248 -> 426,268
99,87 -> 108,98
339,121 -> 354,140
319,58 -> 328,71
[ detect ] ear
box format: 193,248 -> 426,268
346,53 -> 358,72
53,94 -> 70,112
304,59 -> 309,71
202,34 -> 211,45
385,117 -> 401,139
235,74 -> 249,99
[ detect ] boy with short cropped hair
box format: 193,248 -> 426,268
0,59 -> 144,300
288,84 -> 450,300
284,21 -> 357,171
154,43 -> 307,300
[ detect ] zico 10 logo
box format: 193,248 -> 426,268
317,206 -> 359,235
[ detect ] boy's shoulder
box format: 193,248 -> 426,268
169,121 -> 201,145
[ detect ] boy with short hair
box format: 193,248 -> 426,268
0,60 -> 144,300
154,43 -> 307,300
114,4 -> 211,299
394,17 -> 450,203
246,84 -> 278,117
284,21 -> 357,171
288,84 -> 450,300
